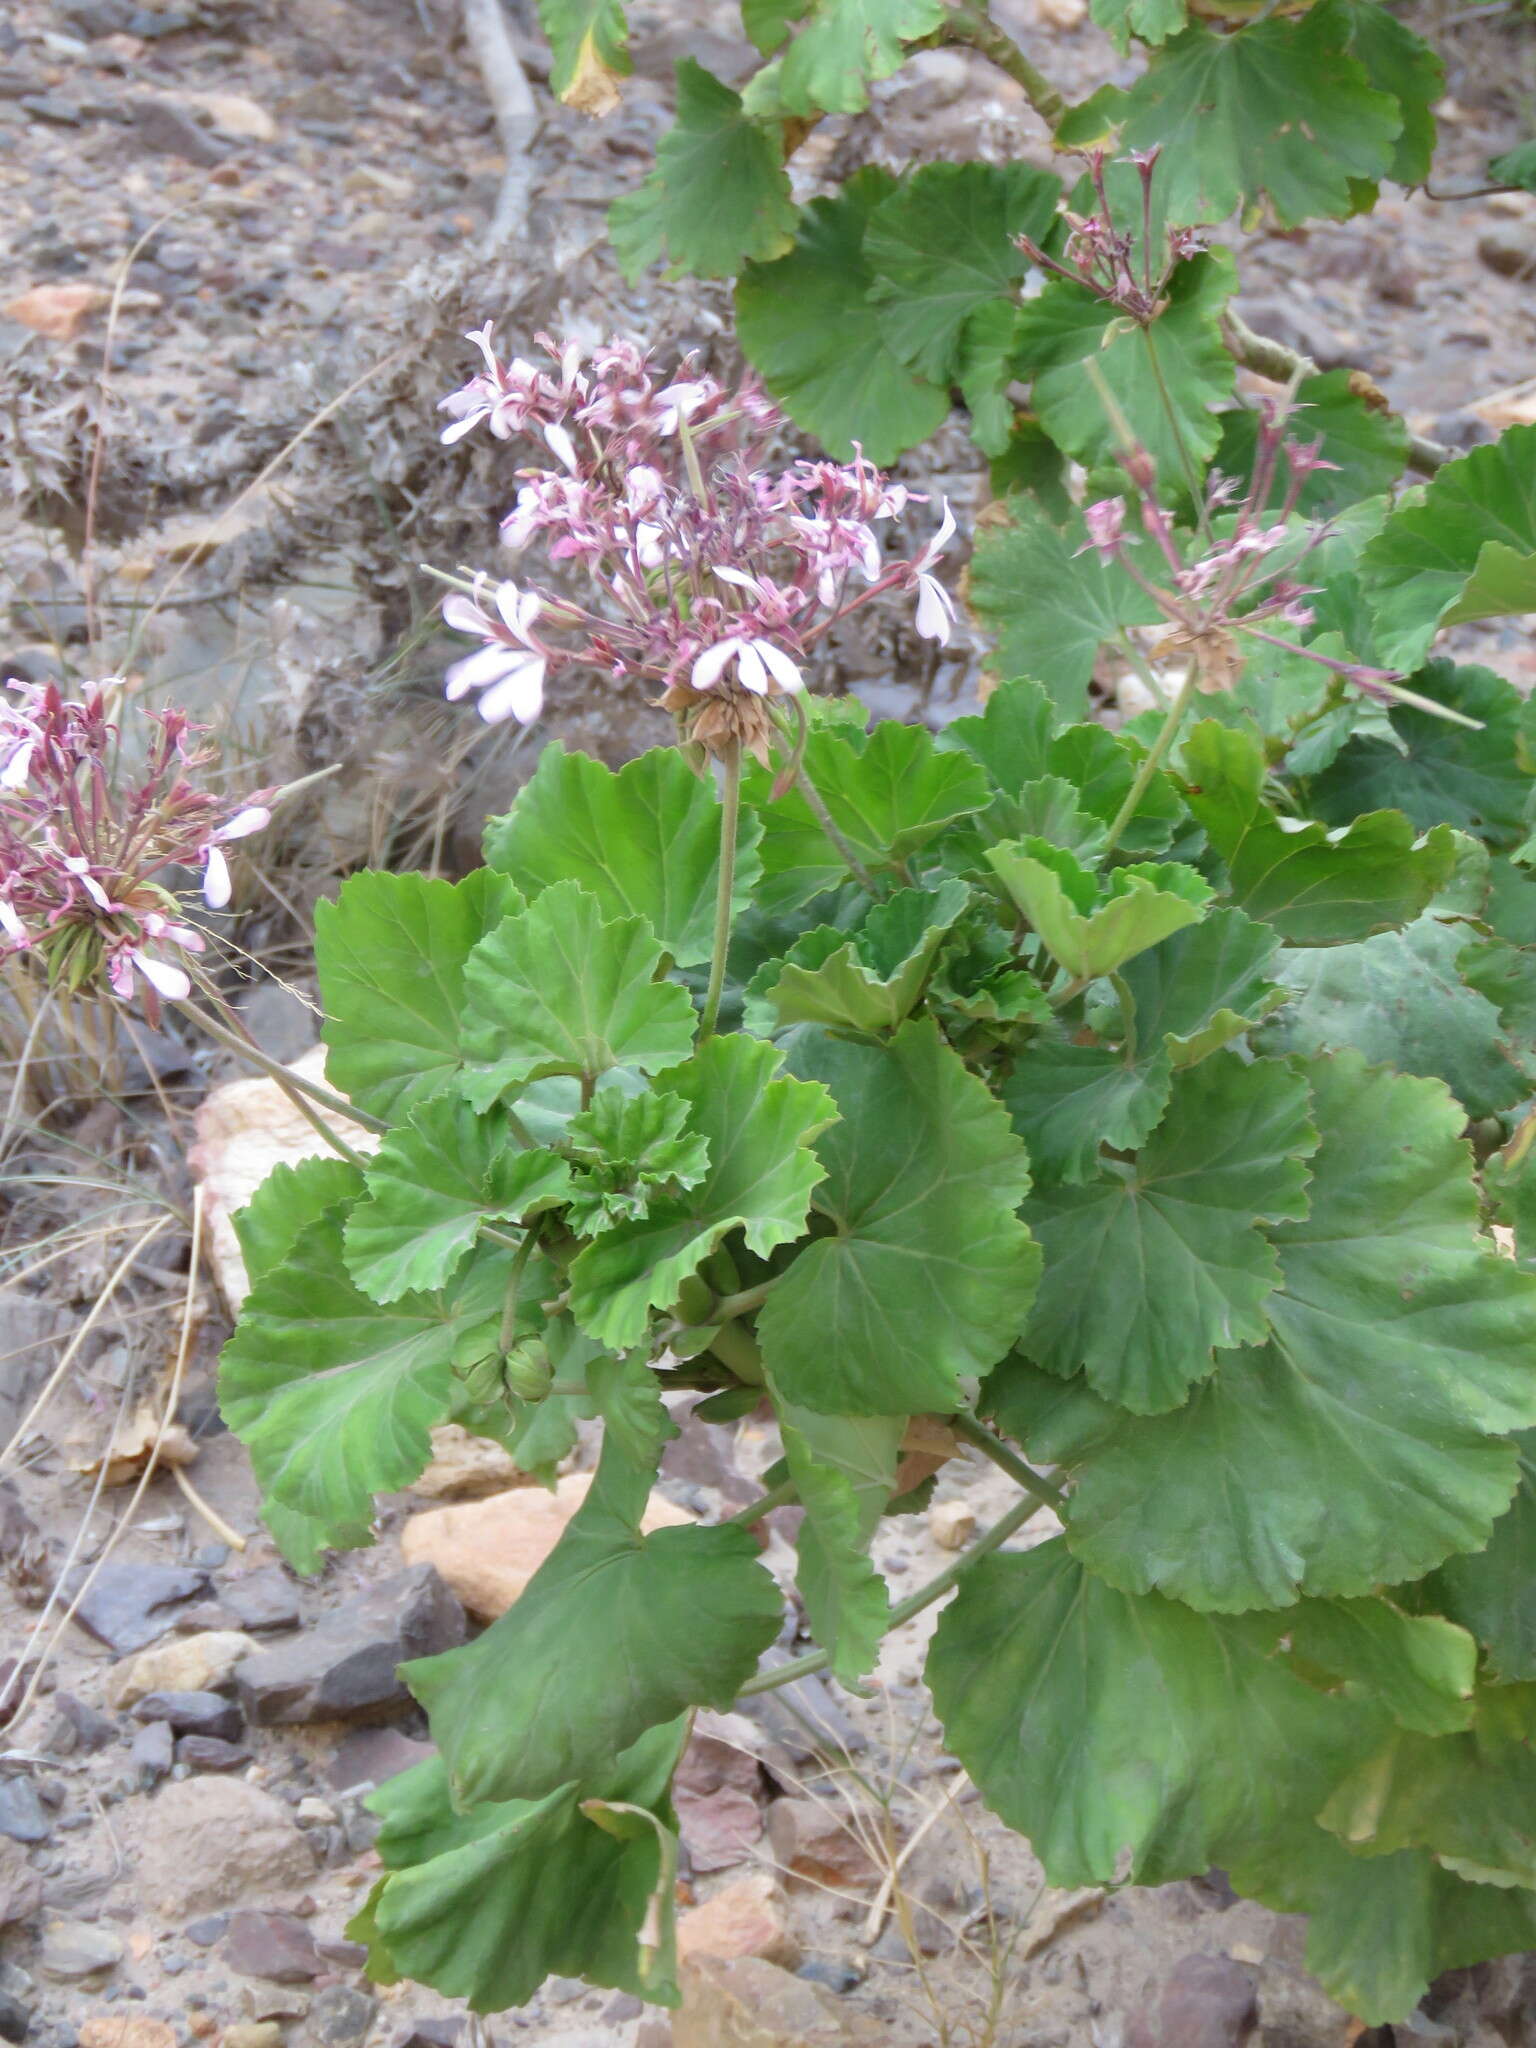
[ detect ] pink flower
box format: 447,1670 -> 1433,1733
442,582 -> 548,724
1082,498 -> 1127,559
201,804 -> 271,910
691,636 -> 804,697
910,500 -> 957,646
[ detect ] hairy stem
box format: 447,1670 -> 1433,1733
1100,663 -> 1201,859
736,1487 -> 1043,1699
700,743 -> 742,1043
1220,311 -> 1449,476
949,1410 -> 1065,1512
795,763 -> 879,893
727,1478 -> 799,1527
180,993 -> 377,1170
944,2 -> 1064,129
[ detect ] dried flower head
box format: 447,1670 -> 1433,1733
433,328 -> 958,759
0,679 -> 272,1019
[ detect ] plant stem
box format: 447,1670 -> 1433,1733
727,1478 -> 799,1527
179,996 -> 387,1133
179,995 -> 376,1171
795,764 -> 879,893
736,1487 -> 1042,1699
700,742 -> 742,1043
944,2 -> 1064,128
711,1278 -> 778,1322
1100,664 -> 1201,859
498,1227 -> 539,1353
707,1317 -> 767,1387
1220,311 -> 1449,476
949,1410 -> 1065,1512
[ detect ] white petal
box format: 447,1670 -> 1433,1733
139,955 -> 192,1001
445,645 -> 522,699
691,639 -> 742,693
464,322 -> 499,375
442,593 -> 489,636
494,581 -> 541,641
754,640 -> 804,693
914,574 -> 956,646
108,951 -> 135,998
929,497 -> 957,556
202,845 -> 232,909
0,899 -> 25,942
736,641 -> 769,696
440,409 -> 486,446
543,421 -> 579,473
855,526 -> 882,580
476,658 -> 546,725
1,740 -> 34,789
219,805 -> 270,842
712,564 -> 756,590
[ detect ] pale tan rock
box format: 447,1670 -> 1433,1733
133,1777 -> 315,1918
928,1499 -> 977,1551
674,1955 -> 881,2048
766,1797 -> 881,1891
400,1472 -> 694,1618
677,1873 -> 798,1968
184,91 -> 277,140
1036,0 -> 1087,26
412,1423 -> 530,1501
188,1046 -> 376,1311
109,1629 -> 259,1707
217,2028 -> 283,2048
80,2019 -> 178,2048
3,283 -> 111,340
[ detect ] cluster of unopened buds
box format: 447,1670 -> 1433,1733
0,679 -> 272,1017
1016,148 -> 1204,325
432,327 -> 957,761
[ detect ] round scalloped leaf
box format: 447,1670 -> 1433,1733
1427,1431 -> 1536,1681
537,0 -> 630,114
741,0 -> 945,115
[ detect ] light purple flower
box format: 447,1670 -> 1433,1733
201,804 -> 271,910
691,636 -> 804,697
442,582 -> 549,724
1082,497 -> 1127,559
910,500 -> 958,645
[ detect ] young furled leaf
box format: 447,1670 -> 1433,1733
562,1090 -> 711,1235
1060,1056 -> 1536,1610
484,744 -> 762,970
862,161 -> 1061,385
352,1720 -> 686,2012
317,870 -> 522,1121
608,61 -> 797,282
1023,1053 -> 1317,1413
736,170 -> 951,464
758,1019 -> 1038,1413
568,1034 -> 835,1347
406,1439 -> 782,1807
458,882 -> 697,1110
745,880 -> 972,1034
987,839 -> 1213,982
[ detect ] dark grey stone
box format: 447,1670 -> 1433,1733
128,1719 -> 174,1783
0,1782 -> 49,1845
326,1726 -> 433,1793
220,1566 -> 302,1635
67,1563 -> 207,1653
0,1986 -> 27,2043
129,98 -> 225,166
184,1915 -> 227,1947
797,1960 -> 862,1994
175,1735 -> 251,1772
132,1692 -> 242,1740
237,1567 -> 464,1725
49,1697 -> 115,1756
223,1909 -> 322,1984
1126,1953 -> 1259,2048
305,1986 -> 378,2046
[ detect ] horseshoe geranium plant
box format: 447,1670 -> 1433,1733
217,329 -> 1536,2028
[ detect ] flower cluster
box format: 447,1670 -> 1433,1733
0,679 -> 271,1016
434,328 -> 957,760
1016,149 -> 1203,324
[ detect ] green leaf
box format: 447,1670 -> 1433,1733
1289,1596 -> 1476,1738
1112,907 -> 1284,1067
563,1090 -> 711,1234
608,61 -> 797,281
1361,425 -> 1536,669
1338,0 -> 1444,187
568,1034 -> 835,1347
736,169 -> 950,463
459,882 -> 697,1109
746,720 -> 990,913
537,0 -> 630,112
955,300 -> 1024,459
988,840 -> 1213,982
1002,1033 -> 1174,1187
1024,1053 -> 1316,1413
354,1721 -> 685,2012
1491,139 -> 1536,192
1260,914 -> 1536,1119
747,880 -> 971,1033
1014,252 -> 1236,489
484,744 -> 761,970
1427,1432 -> 1536,1681
862,161 -> 1060,384
1090,0 -> 1186,53
775,1399 -> 901,1684
407,1439 -> 782,1806
1181,720 -> 1457,943
317,870 -> 522,1121
1215,371 -> 1410,518
758,1019 -> 1038,1413
1308,661 -> 1531,851
1066,3 -> 1403,229
233,1156 -> 364,1292
927,1539 -> 1372,1888
221,1222 -> 512,1570
742,0 -> 945,114
1060,1054 -> 1536,1609
968,495 -> 1163,718
743,0 -> 809,52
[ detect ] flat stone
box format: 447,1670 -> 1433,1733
129,1718 -> 174,1782
219,1567 -> 301,1634
224,1909 -> 323,1984
185,1914 -> 228,1947
236,1565 -> 464,1724
69,1562 -> 208,1653
129,96 -> 226,165
37,1916 -> 123,1981
0,1780 -> 50,1844
79,2020 -> 176,2048
303,1986 -> 378,2045
400,1474 -> 692,1620
20,96 -> 80,126
111,1631 -> 261,1707
1127,1953 -> 1259,2048
0,1839 -> 41,1928
326,1726 -> 433,1793
766,1798 -> 880,1891
50,1694 -> 117,1754
132,1690 -> 243,1740
674,1955 -> 882,2048
677,1873 -> 799,1968
176,1734 -> 251,1771
678,1783 -> 763,1874
410,1423 -> 526,1501
133,1777 -> 315,1918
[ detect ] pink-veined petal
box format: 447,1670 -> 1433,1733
712,564 -> 756,591
139,954 -> 192,1002
0,899 -> 25,943
476,657 -> 546,725
921,498 -> 956,567
62,857 -> 112,910
108,950 -> 135,999
445,644 -> 523,700
442,593 -> 490,636
202,845 -> 232,909
754,640 -> 804,693
691,639 -> 743,693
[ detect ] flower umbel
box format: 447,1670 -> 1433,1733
0,679 -> 273,1020
432,328 -> 958,759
